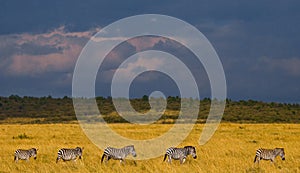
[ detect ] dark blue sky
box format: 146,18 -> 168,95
0,0 -> 299,103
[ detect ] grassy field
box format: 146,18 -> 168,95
0,123 -> 299,173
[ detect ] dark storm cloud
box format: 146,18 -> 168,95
0,0 -> 299,102
95,37 -> 209,98
0,0 -> 160,34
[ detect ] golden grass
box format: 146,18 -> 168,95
0,123 -> 299,173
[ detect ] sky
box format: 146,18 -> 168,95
0,0 -> 300,103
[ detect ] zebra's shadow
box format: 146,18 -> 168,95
101,160 -> 137,166
55,158 -> 84,165
248,163 -> 284,173
245,167 -> 265,173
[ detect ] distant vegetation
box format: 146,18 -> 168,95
0,95 -> 299,124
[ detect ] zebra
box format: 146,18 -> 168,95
254,148 -> 285,164
101,145 -> 137,164
163,146 -> 197,164
56,147 -> 83,163
14,148 -> 38,162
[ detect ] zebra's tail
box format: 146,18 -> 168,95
101,154 -> 105,164
254,155 -> 258,163
14,156 -> 16,161
163,154 -> 167,162
56,157 -> 60,163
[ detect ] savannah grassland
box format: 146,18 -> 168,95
0,123 -> 299,173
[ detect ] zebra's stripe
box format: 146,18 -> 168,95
163,146 -> 197,164
254,148 -> 285,164
14,148 -> 38,162
101,145 -> 137,164
56,147 -> 83,163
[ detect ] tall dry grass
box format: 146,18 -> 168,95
0,123 -> 299,172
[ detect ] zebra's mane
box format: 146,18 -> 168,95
184,146 -> 195,149
274,148 -> 284,154
123,145 -> 134,150
75,147 -> 82,151
274,147 -> 284,150
184,146 -> 195,150
107,145 -> 134,150
29,148 -> 37,154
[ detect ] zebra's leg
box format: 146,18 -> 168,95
168,156 -> 172,164
105,156 -> 110,163
120,158 -> 126,165
257,158 -> 261,164
270,158 -> 277,166
179,157 -> 186,164
14,156 -> 18,163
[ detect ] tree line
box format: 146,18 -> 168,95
0,95 -> 299,124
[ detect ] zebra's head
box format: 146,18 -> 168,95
75,147 -> 83,159
276,148 -> 285,160
30,148 -> 38,159
128,145 -> 137,157
184,146 -> 197,159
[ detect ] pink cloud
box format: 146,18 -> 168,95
3,28 -> 168,78
104,49 -> 125,65
127,37 -> 166,51
4,26 -> 100,77
17,26 -> 99,46
7,44 -> 82,76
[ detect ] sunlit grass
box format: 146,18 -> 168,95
0,123 -> 299,172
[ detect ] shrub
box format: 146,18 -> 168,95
13,133 -> 31,139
